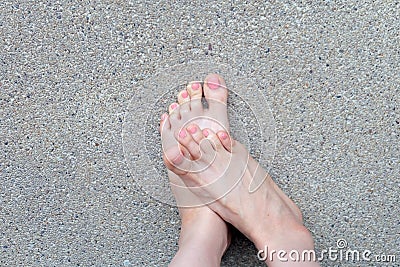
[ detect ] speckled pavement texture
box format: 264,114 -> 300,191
1,1 -> 399,266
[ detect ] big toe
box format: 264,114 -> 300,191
204,73 -> 228,106
203,74 -> 229,129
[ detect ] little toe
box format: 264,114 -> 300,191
176,128 -> 201,159
168,102 -> 181,124
217,131 -> 232,152
186,81 -> 203,113
159,113 -> 170,133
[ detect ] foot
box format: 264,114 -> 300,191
160,73 -> 230,206
160,74 -> 231,266
163,124 -> 319,266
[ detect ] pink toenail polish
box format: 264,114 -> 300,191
220,132 -> 228,140
207,77 -> 220,89
203,129 -> 209,137
179,129 -> 187,138
161,114 -> 167,120
192,82 -> 200,90
187,125 -> 197,134
181,91 -> 188,98
171,103 -> 178,110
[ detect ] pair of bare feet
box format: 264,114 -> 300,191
159,74 -> 319,266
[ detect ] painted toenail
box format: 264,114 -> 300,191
220,132 -> 228,140
179,129 -> 187,138
203,129 -> 209,137
161,114 -> 167,120
171,103 -> 178,110
181,91 -> 188,98
207,77 -> 220,89
187,125 -> 197,134
192,82 -> 200,90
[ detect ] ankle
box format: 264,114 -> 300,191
170,244 -> 221,267
253,218 -> 313,250
254,223 -> 317,266
172,228 -> 227,267
178,224 -> 229,258
177,212 -> 230,260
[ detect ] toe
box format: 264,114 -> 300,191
179,143 -> 192,159
203,73 -> 228,105
217,131 -> 232,152
162,146 -> 192,175
176,128 -> 201,159
186,124 -> 204,144
202,128 -> 224,151
161,113 -> 190,174
168,102 -> 181,124
187,81 -> 203,100
161,106 -> 193,175
168,102 -> 179,114
159,113 -> 170,133
186,81 -> 203,113
203,74 -> 229,129
177,90 -> 190,105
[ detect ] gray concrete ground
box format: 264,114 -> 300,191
1,1 -> 399,266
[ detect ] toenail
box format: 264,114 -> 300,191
203,129 -> 209,137
179,129 -> 187,138
220,132 -> 228,140
192,82 -> 200,90
207,77 -> 220,90
187,125 -> 197,134
181,91 -> 188,98
161,114 -> 167,120
170,103 -> 178,110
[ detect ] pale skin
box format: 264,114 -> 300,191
160,74 -> 320,267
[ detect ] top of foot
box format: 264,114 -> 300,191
159,73 -> 231,207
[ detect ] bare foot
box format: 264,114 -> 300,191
162,121 -> 320,266
160,74 -> 231,266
